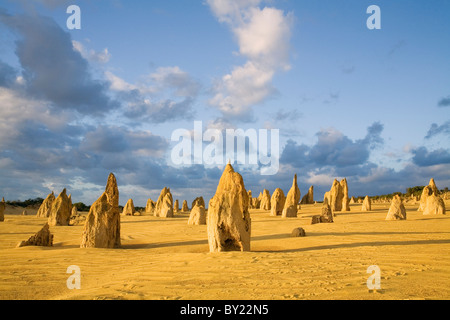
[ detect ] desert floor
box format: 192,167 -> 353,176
1,201 -> 449,300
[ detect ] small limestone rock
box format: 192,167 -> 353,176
418,186 -> 432,211
0,197 -> 5,222
311,216 -> 322,225
145,199 -> 156,215
174,199 -> 179,213
270,188 -> 285,216
386,195 -> 407,220
122,198 -> 136,216
291,227 -> 306,237
69,214 -> 86,226
71,206 -> 78,217
300,186 -> 314,205
182,200 -> 189,212
188,205 -> 207,225
260,189 -> 271,211
361,195 -> 372,211
17,223 -> 53,247
311,198 -> 333,224
320,199 -> 334,222
419,178 -> 442,213
423,193 -> 446,215
155,187 -> 174,218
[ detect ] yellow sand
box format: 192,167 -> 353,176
1,201 -> 449,300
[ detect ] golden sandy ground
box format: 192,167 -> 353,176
1,201 -> 449,300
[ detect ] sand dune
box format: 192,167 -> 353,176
0,201 -> 449,300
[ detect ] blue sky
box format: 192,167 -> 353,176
0,0 -> 449,206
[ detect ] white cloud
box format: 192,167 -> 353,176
148,66 -> 201,98
106,67 -> 200,97
235,7 -> 292,70
210,61 -> 275,118
207,0 -> 262,23
0,87 -> 69,146
72,40 -> 111,64
357,167 -> 391,184
15,76 -> 26,85
105,71 -> 138,92
207,0 -> 293,120
105,67 -> 200,123
306,172 -> 336,186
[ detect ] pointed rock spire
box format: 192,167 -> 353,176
48,188 -> 71,226
207,164 -> 251,252
282,174 -> 300,218
80,173 -> 121,248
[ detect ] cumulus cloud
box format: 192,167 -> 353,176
411,147 -> 450,167
79,125 -> 168,158
104,71 -> 139,92
308,122 -> 384,168
274,109 -> 303,122
108,67 -> 200,123
425,121 -> 450,139
0,12 -> 118,116
72,40 -> 111,64
0,87 -> 73,146
207,0 -> 293,121
207,0 -> 261,23
148,66 -> 201,98
279,139 -> 310,168
438,96 -> 450,107
124,97 -> 196,123
354,163 -> 450,196
0,87 -> 90,184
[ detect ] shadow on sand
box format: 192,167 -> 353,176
257,239 -> 450,253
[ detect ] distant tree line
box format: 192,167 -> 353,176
6,198 -> 44,208
369,192 -> 403,201
4,198 -> 149,213
356,185 -> 448,200
5,198 -> 92,212
405,186 -> 426,197
73,202 -> 90,212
